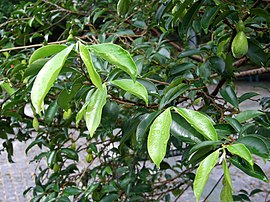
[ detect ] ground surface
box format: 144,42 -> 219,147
0,80 -> 269,202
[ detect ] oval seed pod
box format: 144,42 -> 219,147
231,31 -> 248,59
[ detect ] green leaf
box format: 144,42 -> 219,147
238,92 -> 259,103
111,79 -> 148,105
201,6 -> 220,33
237,135 -> 269,159
47,151 -> 57,169
24,58 -> 49,78
224,117 -> 241,132
44,101 -> 58,125
247,39 -> 267,66
171,113 -> 203,145
221,159 -> 233,202
117,0 -> 130,16
230,157 -> 268,182
181,0 -> 206,34
175,107 -> 218,141
136,111 -> 160,150
63,187 -> 81,196
189,140 -> 220,154
85,84 -> 107,137
79,42 -> 102,90
31,45 -> 74,114
60,148 -> 79,161
29,44 -> 67,65
147,108 -> 172,168
89,43 -> 138,81
100,194 -> 118,202
0,81 -> 15,95
57,77 -> 83,110
160,83 -> 189,109
234,110 -> 264,123
220,85 -> 239,108
194,150 -> 219,202
227,143 -> 253,167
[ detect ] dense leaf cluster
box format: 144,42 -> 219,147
0,0 -> 269,201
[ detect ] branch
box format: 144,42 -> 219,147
235,67 -> 270,77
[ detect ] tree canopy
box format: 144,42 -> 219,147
0,0 -> 269,201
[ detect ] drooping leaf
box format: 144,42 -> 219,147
31,45 -> 74,114
89,43 -> 138,81
237,135 -> 269,159
85,84 -> 107,137
147,108 -> 172,168
227,143 -> 253,168
111,79 -> 148,105
29,44 -> 67,65
44,101 -> 58,125
220,159 -> 233,202
79,42 -> 102,90
175,107 -> 218,141
61,148 -> 79,161
234,110 -> 264,123
171,113 -> 203,145
230,157 -> 268,182
189,140 -> 221,154
136,111 -> 160,150
224,116 -> 241,133
47,150 -> 57,169
220,85 -> 239,108
194,150 -> 219,202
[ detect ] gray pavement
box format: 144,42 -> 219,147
0,81 -> 269,202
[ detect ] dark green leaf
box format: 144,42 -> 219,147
63,187 -> 81,196
220,85 -> 239,108
100,194 -> 118,202
238,92 -> 259,103
201,6 -> 220,33
44,101 -> 58,125
61,148 -> 79,161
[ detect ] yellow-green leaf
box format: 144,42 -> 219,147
79,42 -> 102,90
194,150 -> 219,202
221,159 -> 233,202
85,84 -> 107,137
111,79 -> 148,105
31,45 -> 74,114
227,143 -> 254,168
175,107 -> 218,141
89,43 -> 138,81
147,108 -> 172,168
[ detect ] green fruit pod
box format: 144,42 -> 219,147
231,31 -> 248,59
33,116 -> 39,131
86,153 -> 93,163
63,108 -> 72,120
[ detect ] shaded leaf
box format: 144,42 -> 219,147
220,85 -> 239,108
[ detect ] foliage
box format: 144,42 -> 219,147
0,0 -> 269,201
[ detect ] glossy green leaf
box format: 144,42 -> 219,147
230,157 -> 268,182
44,101 -> 58,125
47,150 -> 57,169
220,85 -> 239,108
201,6 -> 220,33
171,113 -> 203,145
221,159 -> 233,202
117,0 -> 130,16
247,39 -> 267,66
111,79 -> 148,105
194,150 -> 219,202
238,92 -> 259,103
63,187 -> 81,196
224,117 -> 241,133
31,45 -> 74,114
237,135 -> 269,159
136,111 -> 160,150
160,83 -> 189,109
189,140 -> 220,154
29,44 -> 67,65
61,148 -> 79,161
234,110 -> 264,123
79,42 -> 102,90
175,108 -> 218,141
89,43 -> 138,81
85,84 -> 107,137
147,108 -> 172,168
227,143 -> 253,167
